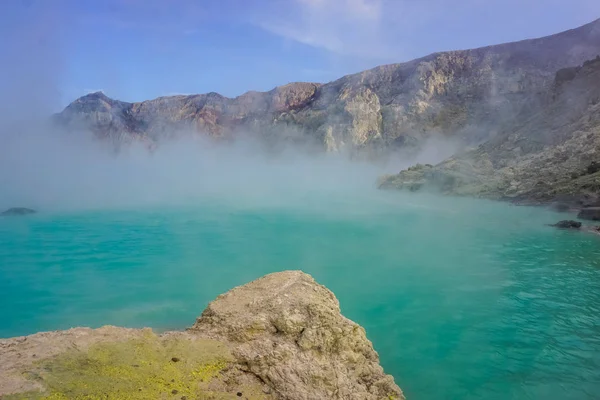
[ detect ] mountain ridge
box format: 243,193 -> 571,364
379,55 -> 600,208
56,17 -> 600,157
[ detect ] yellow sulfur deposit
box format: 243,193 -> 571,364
8,333 -> 232,399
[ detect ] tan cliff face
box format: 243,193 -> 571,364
0,271 -> 403,400
55,19 -> 600,156
379,55 -> 600,207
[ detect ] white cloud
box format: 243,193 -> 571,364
256,0 -> 392,59
165,92 -> 193,97
253,0 -> 600,63
252,0 -> 464,61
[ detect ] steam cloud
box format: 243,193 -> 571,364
0,123 -> 459,213
0,0 -> 467,215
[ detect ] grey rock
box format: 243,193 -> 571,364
190,271 -> 403,400
587,161 -> 600,175
551,220 -> 582,229
379,54 -> 600,207
54,19 -> 600,158
578,207 -> 600,221
0,208 -> 36,216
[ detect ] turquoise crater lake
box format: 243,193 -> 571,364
1,192 -> 600,399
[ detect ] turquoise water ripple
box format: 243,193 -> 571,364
1,192 -> 600,399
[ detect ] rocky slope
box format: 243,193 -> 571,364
0,271 -> 403,400
55,19 -> 600,157
379,55 -> 600,208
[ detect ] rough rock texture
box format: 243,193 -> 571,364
190,271 -> 402,400
578,207 -> 600,221
0,328 -> 269,400
54,19 -> 600,156
379,55 -> 600,208
0,207 -> 36,216
550,220 -> 582,229
0,271 -> 402,400
548,220 -> 600,236
0,326 -> 146,396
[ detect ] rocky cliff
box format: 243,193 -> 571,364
378,55 -> 600,208
0,271 -> 403,400
55,19 -> 600,157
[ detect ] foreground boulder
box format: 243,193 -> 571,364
0,207 -> 36,216
191,270 -> 402,400
0,271 -> 403,400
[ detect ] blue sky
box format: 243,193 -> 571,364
1,0 -> 600,110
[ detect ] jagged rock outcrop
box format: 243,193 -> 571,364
190,271 -> 401,400
548,220 -> 600,236
0,271 -> 403,400
379,55 -> 600,208
55,83 -> 322,148
550,220 -> 582,229
55,19 -> 600,156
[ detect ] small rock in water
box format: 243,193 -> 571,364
0,207 -> 36,216
577,207 -> 600,221
551,220 -> 582,229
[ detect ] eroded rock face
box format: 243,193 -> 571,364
551,220 -> 582,229
0,271 -> 403,400
54,19 -> 600,156
379,55 -> 600,207
191,271 -> 403,400
578,207 -> 600,221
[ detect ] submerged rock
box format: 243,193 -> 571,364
548,220 -> 600,237
551,220 -> 582,229
577,207 -> 600,221
0,208 -> 36,216
0,271 -> 403,400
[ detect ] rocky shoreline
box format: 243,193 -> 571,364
549,220 -> 600,236
378,55 -> 600,219
378,163 -> 600,230
0,271 -> 403,400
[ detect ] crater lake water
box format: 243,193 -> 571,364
1,192 -> 600,399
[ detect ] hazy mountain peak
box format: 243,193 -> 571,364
57,18 -> 600,158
